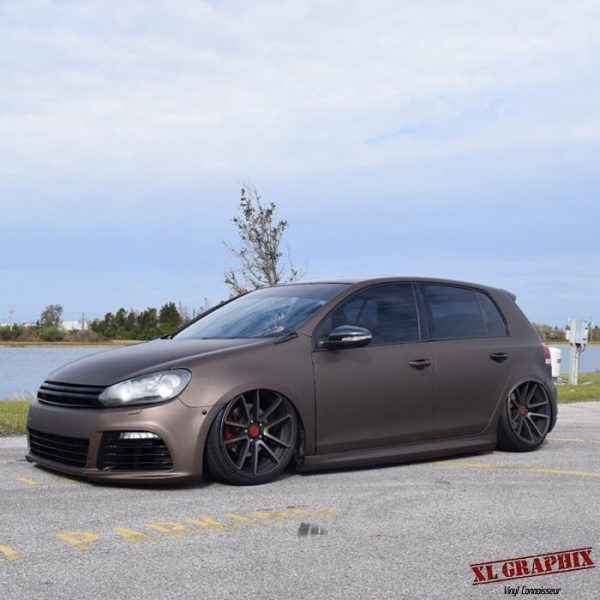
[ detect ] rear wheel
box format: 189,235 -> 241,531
496,381 -> 552,451
205,390 -> 298,485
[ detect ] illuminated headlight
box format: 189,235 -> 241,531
98,369 -> 191,407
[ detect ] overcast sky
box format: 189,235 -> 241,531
1,0 -> 599,325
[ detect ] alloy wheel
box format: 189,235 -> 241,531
219,390 -> 294,477
507,382 -> 551,444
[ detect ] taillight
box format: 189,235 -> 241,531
543,344 -> 552,365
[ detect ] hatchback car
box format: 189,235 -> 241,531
27,278 -> 557,485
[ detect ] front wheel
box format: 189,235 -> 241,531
205,390 -> 298,485
496,381 -> 552,452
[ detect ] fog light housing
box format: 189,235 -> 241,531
119,431 -> 160,440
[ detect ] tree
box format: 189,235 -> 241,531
224,184 -> 300,295
137,307 -> 159,339
159,302 -> 182,334
40,305 -> 63,328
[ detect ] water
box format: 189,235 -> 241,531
0,344 -> 599,401
549,344 -> 600,375
0,347 -> 110,400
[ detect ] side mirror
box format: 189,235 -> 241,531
320,325 -> 373,350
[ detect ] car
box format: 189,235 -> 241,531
27,277 -> 557,485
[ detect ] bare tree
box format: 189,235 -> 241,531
225,184 -> 300,295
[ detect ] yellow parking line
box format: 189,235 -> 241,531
436,460 -> 600,478
60,477 -> 78,484
0,544 -> 19,561
550,437 -> 600,445
18,476 -> 44,486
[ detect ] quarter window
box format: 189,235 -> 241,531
475,291 -> 508,337
422,285 -> 486,339
318,284 -> 419,344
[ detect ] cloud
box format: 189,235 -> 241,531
1,0 -> 599,180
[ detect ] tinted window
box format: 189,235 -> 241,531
422,285 -> 485,339
476,291 -> 508,336
318,284 -> 419,344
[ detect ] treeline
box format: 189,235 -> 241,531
0,302 -> 199,342
533,323 -> 599,342
89,302 -> 188,340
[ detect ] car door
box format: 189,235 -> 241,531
311,283 -> 435,454
419,284 -> 513,438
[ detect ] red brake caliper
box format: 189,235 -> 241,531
223,408 -> 240,450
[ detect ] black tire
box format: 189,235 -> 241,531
496,381 -> 552,452
205,389 -> 298,485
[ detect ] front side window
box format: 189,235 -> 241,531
317,284 -> 420,345
175,283 -> 349,340
422,284 -> 486,339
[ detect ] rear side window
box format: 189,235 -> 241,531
475,291 -> 508,337
318,284 -> 419,344
422,285 -> 485,339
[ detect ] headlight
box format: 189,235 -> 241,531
98,369 -> 191,407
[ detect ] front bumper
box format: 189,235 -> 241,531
26,398 -> 213,483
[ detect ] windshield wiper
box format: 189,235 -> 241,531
274,331 -> 298,344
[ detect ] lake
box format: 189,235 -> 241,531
0,344 -> 599,400
0,347 -> 111,400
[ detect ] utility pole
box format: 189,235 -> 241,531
8,308 -> 14,327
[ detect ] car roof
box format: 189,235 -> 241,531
282,277 -> 514,297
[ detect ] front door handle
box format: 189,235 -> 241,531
490,352 -> 509,362
408,359 -> 432,369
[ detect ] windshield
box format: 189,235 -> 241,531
174,283 -> 350,340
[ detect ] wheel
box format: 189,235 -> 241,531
496,381 -> 552,451
205,389 -> 298,485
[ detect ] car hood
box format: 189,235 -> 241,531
46,338 -> 267,387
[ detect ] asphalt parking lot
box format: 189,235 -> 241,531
1,402 -> 599,600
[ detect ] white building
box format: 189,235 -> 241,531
60,320 -> 89,332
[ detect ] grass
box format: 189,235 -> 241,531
0,397 -> 32,435
0,372 -> 598,436
556,371 -> 600,403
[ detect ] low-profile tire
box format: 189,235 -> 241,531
496,381 -> 553,452
205,389 -> 298,485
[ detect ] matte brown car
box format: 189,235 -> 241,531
27,277 -> 557,485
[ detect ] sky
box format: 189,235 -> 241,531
1,0 -> 599,325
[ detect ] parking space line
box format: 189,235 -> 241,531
18,476 -> 44,486
435,461 -> 600,478
558,419 -> 600,424
550,437 -> 600,445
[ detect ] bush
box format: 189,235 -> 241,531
40,326 -> 64,342
0,325 -> 22,341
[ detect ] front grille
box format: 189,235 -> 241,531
98,433 -> 174,471
37,381 -> 105,408
28,429 -> 89,468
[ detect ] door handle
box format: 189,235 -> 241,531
490,352 -> 509,362
408,359 -> 432,369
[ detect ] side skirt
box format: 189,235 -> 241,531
299,433 -> 497,472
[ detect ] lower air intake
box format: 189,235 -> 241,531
97,432 -> 174,471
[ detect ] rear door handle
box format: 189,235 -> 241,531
490,352 -> 509,362
408,359 -> 432,369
